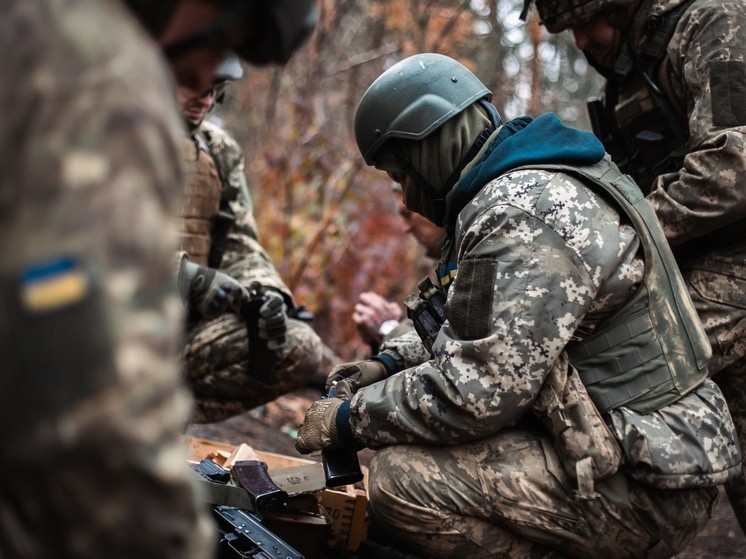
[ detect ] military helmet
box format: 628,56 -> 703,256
126,0 -> 317,66
354,53 -> 492,166
214,53 -> 245,83
521,0 -> 637,33
123,0 -> 180,37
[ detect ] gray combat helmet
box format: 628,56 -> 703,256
214,53 -> 245,82
520,0 -> 637,32
354,53 -> 494,166
212,53 -> 244,105
126,0 -> 318,66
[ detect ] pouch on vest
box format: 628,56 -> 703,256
532,352 -> 623,492
607,378 -> 742,489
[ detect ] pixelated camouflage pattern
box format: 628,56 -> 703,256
608,378 -> 741,488
182,123 -> 322,422
369,429 -> 717,558
0,1 -> 213,557
352,167 -> 642,447
198,121 -> 291,299
199,119 -> 259,239
185,314 -> 322,422
637,0 -> 746,250
349,164 -> 738,552
378,328 -> 432,371
613,0 -> 746,528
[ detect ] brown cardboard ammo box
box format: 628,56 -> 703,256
185,436 -> 369,554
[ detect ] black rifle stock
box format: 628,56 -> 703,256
321,385 -> 364,488
241,283 -> 277,385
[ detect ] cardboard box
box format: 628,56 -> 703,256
185,436 -> 368,552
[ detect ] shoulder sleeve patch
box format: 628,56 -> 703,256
710,60 -> 746,127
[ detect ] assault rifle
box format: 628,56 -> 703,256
404,276 -> 447,356
193,459 -> 304,559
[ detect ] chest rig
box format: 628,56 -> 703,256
589,0 -> 695,193
199,127 -> 241,269
178,135 -> 222,266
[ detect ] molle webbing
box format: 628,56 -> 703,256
178,137 -> 222,266
513,159 -> 710,414
198,128 -> 240,268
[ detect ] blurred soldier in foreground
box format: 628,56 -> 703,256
176,55 -> 323,422
521,0 -> 746,530
0,1 -> 316,557
353,185 -> 446,354
295,53 -> 741,558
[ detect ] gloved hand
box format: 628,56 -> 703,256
178,258 -> 247,320
295,397 -> 345,454
256,287 -> 288,350
325,359 -> 387,399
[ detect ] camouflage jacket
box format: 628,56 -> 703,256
620,0 -> 746,264
196,120 -> 295,306
0,0 -> 211,557
350,163 -> 739,487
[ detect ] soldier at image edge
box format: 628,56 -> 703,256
294,53 -> 741,559
521,0 -> 746,533
0,1 -> 317,558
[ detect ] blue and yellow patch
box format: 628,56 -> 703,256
438,261 -> 458,287
21,258 -> 89,312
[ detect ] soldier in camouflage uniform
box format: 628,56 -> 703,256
176,56 -> 323,423
521,0 -> 746,532
0,1 -> 317,557
295,54 -> 742,558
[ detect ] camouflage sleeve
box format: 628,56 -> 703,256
647,0 -> 746,245
0,4 -> 212,557
378,329 -> 433,369
349,170 -> 641,448
200,121 -> 294,303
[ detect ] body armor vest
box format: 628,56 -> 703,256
199,126 -> 240,269
178,135 -> 222,266
517,158 -> 711,414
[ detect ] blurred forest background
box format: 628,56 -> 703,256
212,0 -> 603,363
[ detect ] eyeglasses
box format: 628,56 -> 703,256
194,81 -> 229,101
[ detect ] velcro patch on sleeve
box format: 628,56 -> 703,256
710,60 -> 746,127
447,258 -> 497,340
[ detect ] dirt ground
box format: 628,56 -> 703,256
186,385 -> 746,559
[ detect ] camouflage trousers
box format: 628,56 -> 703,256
183,314 -> 322,423
687,266 -> 746,531
368,428 -> 716,559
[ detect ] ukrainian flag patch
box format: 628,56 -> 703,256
439,261 -> 458,287
21,257 -> 89,312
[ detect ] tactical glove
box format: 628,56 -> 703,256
295,397 -> 345,454
256,287 -> 288,350
178,258 -> 247,320
325,359 -> 388,399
